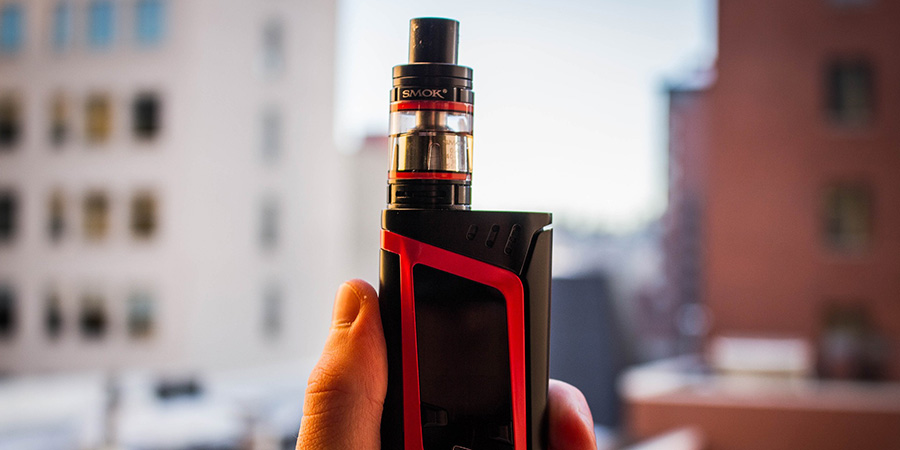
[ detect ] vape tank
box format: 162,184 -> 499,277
379,18 -> 553,450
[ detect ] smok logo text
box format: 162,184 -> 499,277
401,88 -> 447,99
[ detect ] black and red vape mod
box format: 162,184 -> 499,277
379,18 -> 553,450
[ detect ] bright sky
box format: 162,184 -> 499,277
335,0 -> 715,232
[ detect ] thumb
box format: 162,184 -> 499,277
297,279 -> 387,450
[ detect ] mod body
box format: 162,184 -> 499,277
380,210 -> 552,450
377,18 -> 553,450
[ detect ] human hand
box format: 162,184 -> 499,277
297,279 -> 597,450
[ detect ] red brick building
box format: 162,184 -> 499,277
665,0 -> 900,378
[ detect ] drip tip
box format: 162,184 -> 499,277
409,18 -> 459,64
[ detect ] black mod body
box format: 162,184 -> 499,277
379,210 -> 551,450
377,18 -> 552,450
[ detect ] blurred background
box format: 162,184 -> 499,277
1,0 -> 898,449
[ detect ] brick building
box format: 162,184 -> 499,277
665,0 -> 900,378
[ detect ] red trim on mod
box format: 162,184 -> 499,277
381,230 -> 527,450
391,100 -> 473,113
389,171 -> 471,181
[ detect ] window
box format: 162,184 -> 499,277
130,192 -> 156,238
83,191 -> 109,240
0,4 -> 23,53
50,93 -> 68,146
0,190 -> 17,242
260,197 -> 279,249
132,93 -> 160,139
52,2 -> 72,51
45,290 -> 63,338
0,285 -> 15,338
127,291 -> 154,338
0,94 -> 21,149
824,184 -> 872,251
262,19 -> 284,75
48,190 -> 65,242
135,0 -> 164,46
262,108 -> 281,160
263,284 -> 281,338
826,60 -> 873,126
85,94 -> 111,144
80,293 -> 107,338
88,0 -> 114,49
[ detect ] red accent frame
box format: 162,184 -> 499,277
389,171 -> 471,181
391,100 -> 474,114
381,230 -> 527,450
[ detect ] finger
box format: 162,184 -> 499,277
297,279 -> 387,450
548,379 -> 597,450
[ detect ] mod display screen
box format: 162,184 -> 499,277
413,264 -> 514,450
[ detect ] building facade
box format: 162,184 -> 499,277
0,0 -> 347,374
665,0 -> 900,378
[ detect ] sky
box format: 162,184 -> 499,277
335,0 -> 715,232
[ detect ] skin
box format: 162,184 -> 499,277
297,279 -> 597,450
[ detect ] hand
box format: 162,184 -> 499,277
297,279 -> 597,450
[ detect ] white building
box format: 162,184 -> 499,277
344,134 -> 388,287
0,0 -> 349,374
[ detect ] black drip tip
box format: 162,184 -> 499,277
409,18 -> 459,64
392,17 -> 472,103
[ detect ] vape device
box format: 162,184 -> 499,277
379,18 -> 553,450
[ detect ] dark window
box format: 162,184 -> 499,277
80,294 -> 107,338
263,284 -> 281,338
0,4 -> 24,53
0,285 -> 15,338
0,191 -> 17,242
262,19 -> 284,74
46,291 -> 63,338
48,190 -> 65,242
130,192 -> 157,238
0,94 -> 21,149
261,108 -> 281,161
50,93 -> 68,146
260,197 -> 279,249
133,93 -> 160,139
88,0 -> 114,49
826,61 -> 874,126
825,184 -> 872,251
128,292 -> 154,338
83,191 -> 109,240
135,0 -> 165,45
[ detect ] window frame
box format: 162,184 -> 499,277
83,190 -> 110,240
0,284 -> 16,339
0,93 -> 22,149
0,3 -> 24,54
825,59 -> 875,127
823,182 -> 874,253
135,0 -> 165,46
48,189 -> 66,242
85,93 -> 112,144
130,191 -> 157,239
79,292 -> 107,339
87,0 -> 115,49
132,92 -> 161,140
51,2 -> 72,52
0,189 -> 18,242
127,291 -> 155,339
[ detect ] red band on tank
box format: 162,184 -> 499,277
381,230 -> 527,450
391,100 -> 473,113
389,171 -> 471,181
